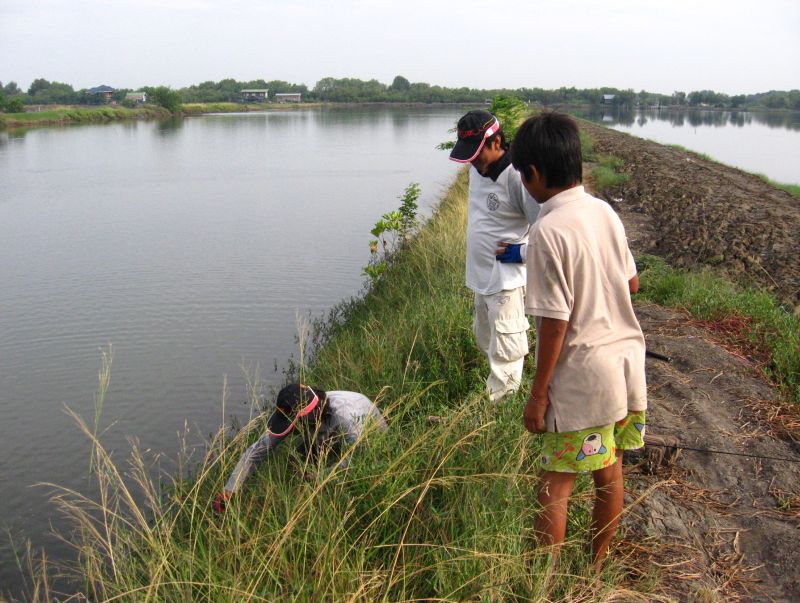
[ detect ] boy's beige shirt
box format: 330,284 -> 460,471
525,186 -> 647,433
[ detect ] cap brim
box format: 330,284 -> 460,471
266,410 -> 292,438
448,117 -> 500,163
449,137 -> 485,163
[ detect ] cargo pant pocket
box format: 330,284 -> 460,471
490,317 -> 530,362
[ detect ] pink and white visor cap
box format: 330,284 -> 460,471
449,110 -> 501,163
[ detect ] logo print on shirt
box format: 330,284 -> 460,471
487,193 -> 500,211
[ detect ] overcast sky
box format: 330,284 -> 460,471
1,0 -> 798,95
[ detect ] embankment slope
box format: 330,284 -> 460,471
581,121 -> 799,311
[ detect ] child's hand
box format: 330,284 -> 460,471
523,393 -> 548,433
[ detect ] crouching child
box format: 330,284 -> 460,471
213,384 -> 387,513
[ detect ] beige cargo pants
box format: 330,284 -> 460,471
473,286 -> 530,402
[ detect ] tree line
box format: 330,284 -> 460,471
1,76 -> 799,113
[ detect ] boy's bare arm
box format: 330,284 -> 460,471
629,274 -> 639,294
524,317 -> 568,433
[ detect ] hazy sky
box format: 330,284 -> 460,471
2,0 -> 798,94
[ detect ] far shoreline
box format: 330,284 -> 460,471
4,101 -> 798,131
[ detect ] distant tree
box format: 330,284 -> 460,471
147,86 -> 182,112
730,94 -> 746,108
3,81 -> 21,96
27,80 -> 78,104
5,97 -> 24,112
764,94 -> 787,109
487,95 -> 527,142
672,91 -> 686,106
28,78 -> 51,96
389,75 -> 410,92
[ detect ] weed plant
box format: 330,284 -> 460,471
591,155 -> 630,193
24,170 -> 660,602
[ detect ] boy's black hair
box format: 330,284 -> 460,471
485,129 -> 508,151
511,112 -> 582,188
276,383 -> 329,417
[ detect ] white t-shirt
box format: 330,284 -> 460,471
525,186 -> 647,433
466,161 -> 539,295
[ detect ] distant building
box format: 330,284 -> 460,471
88,85 -> 115,103
240,89 -> 269,102
275,93 -> 302,103
125,91 -> 147,104
602,94 -> 615,105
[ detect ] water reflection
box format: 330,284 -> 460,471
578,107 -> 800,131
156,116 -> 185,136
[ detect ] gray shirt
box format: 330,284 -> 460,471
225,391 -> 387,493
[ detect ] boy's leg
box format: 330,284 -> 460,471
536,470 -> 577,553
590,452 -> 624,569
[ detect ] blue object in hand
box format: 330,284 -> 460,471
496,243 -> 523,263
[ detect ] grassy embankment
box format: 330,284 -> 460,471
0,102 -> 317,129
0,105 -> 172,128
30,123 -> 798,601
37,170 -> 660,602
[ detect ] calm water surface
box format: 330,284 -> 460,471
0,107 -> 461,595
573,108 -> 800,185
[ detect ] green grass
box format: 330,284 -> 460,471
26,170 -> 661,602
755,174 -> 800,198
0,105 -> 170,128
181,102 -> 250,114
636,254 -> 800,401
579,129 -> 597,162
591,154 -> 630,192
580,129 -> 631,192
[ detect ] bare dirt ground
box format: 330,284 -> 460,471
620,302 -> 800,602
579,129 -> 800,601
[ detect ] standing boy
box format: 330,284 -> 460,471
449,110 -> 539,402
510,112 -> 647,569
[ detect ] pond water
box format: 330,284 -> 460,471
0,106 -> 462,596
571,107 -> 800,185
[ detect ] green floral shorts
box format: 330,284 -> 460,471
539,411 -> 646,473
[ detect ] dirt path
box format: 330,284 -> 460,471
621,302 -> 800,602
578,138 -> 800,601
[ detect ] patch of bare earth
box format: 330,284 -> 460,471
579,141 -> 800,601
617,302 -> 800,602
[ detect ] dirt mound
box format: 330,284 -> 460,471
617,302 -> 800,601
580,121 -> 800,311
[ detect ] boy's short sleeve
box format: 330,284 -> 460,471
625,248 -> 637,280
525,229 -> 572,321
